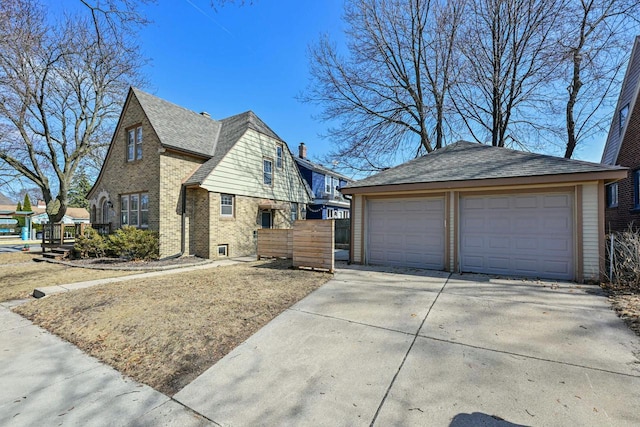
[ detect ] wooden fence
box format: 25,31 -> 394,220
257,228 -> 293,259
256,219 -> 335,273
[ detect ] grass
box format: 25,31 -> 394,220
0,252 -> 143,302
14,259 -> 332,395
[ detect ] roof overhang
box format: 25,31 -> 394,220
258,201 -> 288,210
341,170 -> 628,195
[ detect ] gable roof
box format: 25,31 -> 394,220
132,88 -> 221,157
184,111 -> 285,186
0,192 -> 13,205
294,156 -> 352,183
601,36 -> 640,165
343,141 -> 626,192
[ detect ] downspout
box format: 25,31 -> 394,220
159,184 -> 186,260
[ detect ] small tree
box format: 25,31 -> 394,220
15,201 -> 21,212
22,194 -> 31,211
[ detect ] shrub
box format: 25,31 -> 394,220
605,225 -> 640,289
74,227 -> 107,258
107,226 -> 159,261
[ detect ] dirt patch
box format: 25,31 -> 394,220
601,283 -> 640,337
0,259 -> 143,302
14,259 -> 331,395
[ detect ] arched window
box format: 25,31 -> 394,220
101,199 -> 109,223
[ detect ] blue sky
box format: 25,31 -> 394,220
135,0 -> 346,165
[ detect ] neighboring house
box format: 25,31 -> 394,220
30,208 -> 90,225
341,141 -> 626,282
294,143 -> 352,219
88,88 -> 310,259
601,36 -> 640,233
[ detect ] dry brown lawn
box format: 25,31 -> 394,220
0,253 -> 142,302
14,259 -> 331,395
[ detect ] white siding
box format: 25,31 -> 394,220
200,129 -> 309,203
449,192 -> 455,272
352,195 -> 363,263
582,183 -> 600,280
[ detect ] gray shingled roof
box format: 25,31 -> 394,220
184,111 -> 284,185
344,141 -> 625,190
601,36 -> 640,165
132,88 -> 286,185
133,88 -> 220,157
294,156 -> 352,182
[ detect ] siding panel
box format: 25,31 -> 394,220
582,183 -> 600,280
352,195 -> 363,263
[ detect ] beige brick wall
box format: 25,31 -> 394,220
206,192 -> 295,259
88,93 -> 161,233
159,151 -> 204,257
187,187 -> 211,258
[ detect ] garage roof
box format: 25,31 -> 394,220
342,141 -> 626,193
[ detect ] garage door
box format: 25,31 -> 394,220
367,198 -> 445,269
460,193 -> 574,280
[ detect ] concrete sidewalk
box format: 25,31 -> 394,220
175,266 -> 640,426
0,301 -> 213,427
32,257 -> 247,298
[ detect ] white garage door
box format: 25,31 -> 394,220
367,198 -> 445,269
460,193 -> 574,280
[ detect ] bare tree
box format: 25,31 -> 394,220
558,0 -> 640,159
452,0 -> 563,148
0,0 -> 146,222
304,0 -> 464,172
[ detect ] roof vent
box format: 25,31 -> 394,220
200,111 -> 211,118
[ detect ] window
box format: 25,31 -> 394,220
140,194 -> 149,227
291,202 -> 298,221
620,104 -> 629,135
218,244 -> 228,257
325,175 -> 332,194
130,194 -> 139,226
276,144 -> 283,168
121,195 -> 129,225
263,159 -> 273,186
101,199 -> 109,222
606,183 -> 618,208
326,208 -> 334,219
127,125 -> 143,161
221,194 -> 234,217
121,192 -> 148,227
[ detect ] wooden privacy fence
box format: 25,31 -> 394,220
257,219 -> 335,273
257,228 -> 293,258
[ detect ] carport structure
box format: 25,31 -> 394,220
341,141 -> 627,282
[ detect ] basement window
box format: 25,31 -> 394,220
218,244 -> 228,257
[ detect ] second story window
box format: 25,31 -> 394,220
127,125 -> 142,161
619,104 -> 629,135
263,159 -> 273,186
325,175 -> 333,194
276,144 -> 283,168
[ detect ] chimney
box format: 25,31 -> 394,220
200,111 -> 210,118
299,142 -> 307,159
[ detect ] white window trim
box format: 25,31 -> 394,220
325,175 -> 332,194
218,244 -> 228,257
263,159 -> 273,186
221,194 -> 234,217
607,183 -> 619,208
276,144 -> 283,169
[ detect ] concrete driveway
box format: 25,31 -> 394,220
175,266 -> 640,426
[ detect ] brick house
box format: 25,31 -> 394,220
87,88 -> 310,259
294,143 -> 352,219
602,36 -> 640,232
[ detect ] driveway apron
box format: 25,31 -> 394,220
175,266 -> 640,427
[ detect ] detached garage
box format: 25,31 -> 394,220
342,141 -> 627,282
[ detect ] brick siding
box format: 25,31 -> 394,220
605,97 -> 640,233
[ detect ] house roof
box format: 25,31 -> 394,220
0,192 -> 13,205
601,36 -> 640,165
294,156 -> 352,182
342,141 -> 626,193
132,88 -> 221,157
185,111 -> 284,185
0,205 -> 89,219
